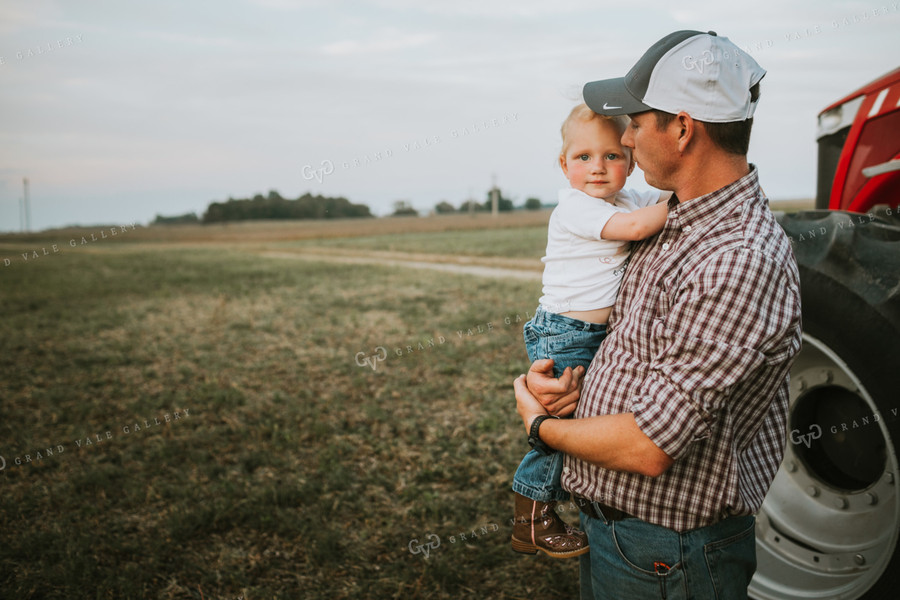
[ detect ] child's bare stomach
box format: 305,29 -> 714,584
560,306 -> 612,325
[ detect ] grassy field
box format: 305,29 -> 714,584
285,226 -> 548,260
0,213 -> 588,599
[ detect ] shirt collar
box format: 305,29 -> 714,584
559,187 -> 616,203
668,164 -> 760,232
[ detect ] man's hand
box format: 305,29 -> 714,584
514,374 -> 546,433
525,359 -> 584,418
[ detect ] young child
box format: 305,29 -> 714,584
511,104 -> 670,558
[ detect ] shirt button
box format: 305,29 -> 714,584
684,225 -> 692,232
662,242 -> 670,250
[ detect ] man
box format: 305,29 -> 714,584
514,30 -> 802,599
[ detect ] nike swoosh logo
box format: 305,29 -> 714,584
603,103 -> 622,110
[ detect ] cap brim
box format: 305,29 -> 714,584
583,77 -> 651,116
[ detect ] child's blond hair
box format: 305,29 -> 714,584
560,104 -> 630,157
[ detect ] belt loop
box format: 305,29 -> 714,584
591,501 -> 607,523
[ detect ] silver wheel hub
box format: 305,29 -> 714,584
750,334 -> 899,599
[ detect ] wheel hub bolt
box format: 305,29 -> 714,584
866,492 -> 878,505
806,486 -> 820,497
854,554 -> 866,565
786,461 -> 797,473
833,497 -> 848,509
888,472 -> 895,484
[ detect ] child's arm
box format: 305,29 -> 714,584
600,193 -> 671,241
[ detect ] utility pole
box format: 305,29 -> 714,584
467,187 -> 474,217
491,173 -> 498,218
23,177 -> 31,232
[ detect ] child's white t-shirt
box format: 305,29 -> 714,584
538,187 -> 662,314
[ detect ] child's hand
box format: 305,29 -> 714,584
525,359 -> 584,417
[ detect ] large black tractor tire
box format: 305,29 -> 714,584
750,209 -> 900,599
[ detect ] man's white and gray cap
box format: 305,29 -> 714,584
584,30 -> 766,123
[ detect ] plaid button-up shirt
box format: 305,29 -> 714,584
561,166 -> 802,532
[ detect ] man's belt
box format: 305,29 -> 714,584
574,495 -> 634,522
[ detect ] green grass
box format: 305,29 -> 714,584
282,226 -> 548,259
0,239 -> 582,599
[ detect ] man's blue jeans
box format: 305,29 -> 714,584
579,506 -> 757,599
512,306 -> 607,502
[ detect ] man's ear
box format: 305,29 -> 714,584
674,111 -> 694,154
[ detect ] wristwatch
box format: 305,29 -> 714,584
528,415 -> 560,455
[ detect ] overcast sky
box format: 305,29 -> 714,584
1,0 -> 898,231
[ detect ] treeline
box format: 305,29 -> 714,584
152,188 -> 547,225
152,212 -> 200,225
202,191 -> 372,223
430,193 -> 543,215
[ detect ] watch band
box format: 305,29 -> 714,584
528,414 -> 559,455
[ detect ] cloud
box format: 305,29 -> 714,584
244,0 -> 326,9
368,0 -> 619,18
2,0 -> 897,231
0,0 -> 65,34
319,31 -> 438,56
133,30 -> 244,48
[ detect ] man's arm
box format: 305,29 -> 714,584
515,247 -> 800,476
515,375 -> 674,477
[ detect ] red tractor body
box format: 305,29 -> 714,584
817,67 -> 900,213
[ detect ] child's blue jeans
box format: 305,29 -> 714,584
513,306 -> 607,502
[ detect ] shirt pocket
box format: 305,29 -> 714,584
654,269 -> 681,318
655,287 -> 671,318
649,276 -> 678,360
649,313 -> 671,361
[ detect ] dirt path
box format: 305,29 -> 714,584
259,249 -> 542,280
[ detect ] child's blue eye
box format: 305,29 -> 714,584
606,153 -> 620,161
578,154 -> 590,161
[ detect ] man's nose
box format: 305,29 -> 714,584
621,128 -> 634,148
